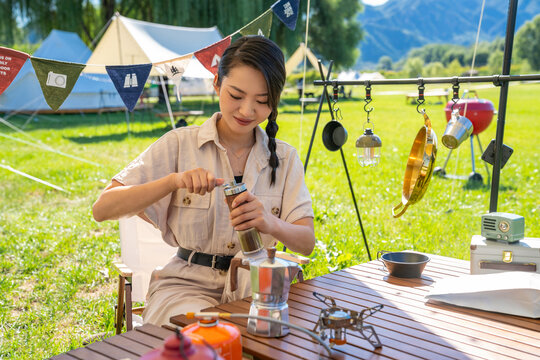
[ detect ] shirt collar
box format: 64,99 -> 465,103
198,113 -> 271,171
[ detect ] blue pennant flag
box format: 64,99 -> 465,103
106,64 -> 152,112
271,0 -> 299,31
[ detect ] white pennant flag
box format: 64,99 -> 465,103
155,54 -> 192,100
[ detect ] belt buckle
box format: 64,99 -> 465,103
211,255 -> 218,270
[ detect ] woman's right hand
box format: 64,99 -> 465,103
173,168 -> 225,195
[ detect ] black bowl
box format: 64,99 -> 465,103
378,251 -> 430,278
322,121 -> 348,151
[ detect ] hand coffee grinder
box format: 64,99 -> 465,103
230,247 -> 303,337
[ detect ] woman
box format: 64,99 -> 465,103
92,36 -> 315,326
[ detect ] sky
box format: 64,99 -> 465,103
362,0 -> 389,6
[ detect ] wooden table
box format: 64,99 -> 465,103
50,324 -> 174,360
172,254 -> 540,360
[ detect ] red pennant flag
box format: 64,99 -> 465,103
0,47 -> 30,95
194,37 -> 231,75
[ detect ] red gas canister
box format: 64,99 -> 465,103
444,95 -> 495,135
181,318 -> 242,360
140,331 -> 222,360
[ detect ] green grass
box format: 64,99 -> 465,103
1,83 -> 539,358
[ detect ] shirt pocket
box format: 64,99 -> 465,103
171,189 -> 211,246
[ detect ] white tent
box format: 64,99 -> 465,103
0,30 -> 124,113
85,13 -> 222,78
285,43 -> 327,77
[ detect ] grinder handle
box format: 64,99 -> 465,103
229,258 -> 250,292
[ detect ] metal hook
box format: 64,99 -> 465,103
364,81 -> 373,115
451,78 -> 460,111
416,79 -> 425,114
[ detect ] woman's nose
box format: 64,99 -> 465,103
239,100 -> 255,118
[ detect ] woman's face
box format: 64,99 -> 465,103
214,65 -> 272,136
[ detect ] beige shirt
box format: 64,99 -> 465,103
114,112 -> 313,252
113,113 -> 314,325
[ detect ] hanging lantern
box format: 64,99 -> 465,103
356,127 -> 382,166
357,83 -> 382,167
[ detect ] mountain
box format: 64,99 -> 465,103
356,0 -> 540,67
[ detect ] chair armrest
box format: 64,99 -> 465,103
114,262 -> 133,278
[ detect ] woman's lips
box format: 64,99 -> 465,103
234,116 -> 253,126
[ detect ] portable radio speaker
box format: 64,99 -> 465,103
481,212 -> 524,243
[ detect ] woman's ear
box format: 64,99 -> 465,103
213,74 -> 220,95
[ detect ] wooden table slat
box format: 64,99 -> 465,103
104,335 -> 153,355
67,347 -> 114,360
135,323 -> 174,340
121,330 -> 166,349
86,341 -> 138,359
50,354 -> 79,360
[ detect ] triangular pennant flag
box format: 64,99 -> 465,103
194,37 -> 231,75
239,10 -> 273,37
106,64 -> 152,112
155,55 -> 192,101
0,47 -> 29,95
30,57 -> 85,111
271,0 -> 299,31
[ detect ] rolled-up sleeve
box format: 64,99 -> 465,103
280,149 -> 314,223
112,131 -> 179,237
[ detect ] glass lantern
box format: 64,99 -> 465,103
356,128 -> 382,166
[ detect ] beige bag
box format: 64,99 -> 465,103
425,272 -> 540,318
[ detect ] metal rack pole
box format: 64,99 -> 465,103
490,0 -> 518,212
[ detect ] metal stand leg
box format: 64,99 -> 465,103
303,60 -> 371,260
434,149 -> 453,177
468,135 -> 483,183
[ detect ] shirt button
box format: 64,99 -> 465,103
227,242 -> 236,249
271,207 -> 280,216
183,196 -> 191,206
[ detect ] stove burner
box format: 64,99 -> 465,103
312,292 -> 384,349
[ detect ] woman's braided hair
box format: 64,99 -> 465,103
216,36 -> 286,185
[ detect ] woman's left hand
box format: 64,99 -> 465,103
229,191 -> 276,235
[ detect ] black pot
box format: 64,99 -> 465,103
322,121 -> 348,151
377,251 -> 430,278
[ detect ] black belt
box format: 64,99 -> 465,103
177,247 -> 234,271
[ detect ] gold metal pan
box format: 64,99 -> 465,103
393,111 -> 438,218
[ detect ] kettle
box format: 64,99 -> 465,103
230,247 -> 303,337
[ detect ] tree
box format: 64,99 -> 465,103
377,56 -> 393,71
487,50 -> 504,74
515,14 -> 540,70
424,62 -> 445,77
404,57 -> 424,77
308,0 -> 363,69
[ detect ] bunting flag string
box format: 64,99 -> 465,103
194,37 -> 231,75
30,57 -> 85,111
155,54 -> 192,101
271,0 -> 300,31
0,47 -> 30,95
106,64 -> 152,112
239,9 -> 273,37
0,0 -> 300,111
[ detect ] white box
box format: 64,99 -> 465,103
470,235 -> 540,275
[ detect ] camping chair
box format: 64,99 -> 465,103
114,216 -> 176,334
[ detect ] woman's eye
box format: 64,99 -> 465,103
229,93 -> 241,100
257,101 -> 269,105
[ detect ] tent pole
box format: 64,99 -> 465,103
159,75 -> 176,129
